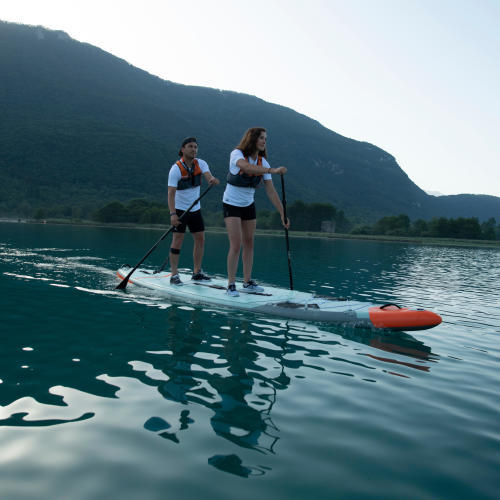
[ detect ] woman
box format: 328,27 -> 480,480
223,127 -> 289,297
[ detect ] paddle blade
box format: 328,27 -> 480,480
115,269 -> 133,290
115,278 -> 129,290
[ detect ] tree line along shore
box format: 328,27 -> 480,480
3,218 -> 499,249
4,197 -> 498,247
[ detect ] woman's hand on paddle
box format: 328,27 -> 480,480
208,175 -> 220,186
272,166 -> 287,175
281,215 -> 290,229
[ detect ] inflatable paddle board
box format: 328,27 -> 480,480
116,266 -> 442,331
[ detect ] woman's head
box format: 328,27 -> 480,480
236,127 -> 267,158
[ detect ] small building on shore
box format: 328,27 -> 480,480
321,220 -> 336,233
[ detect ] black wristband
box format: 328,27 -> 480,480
170,212 -> 177,216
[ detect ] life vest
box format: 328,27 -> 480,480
226,155 -> 263,188
176,158 -> 202,190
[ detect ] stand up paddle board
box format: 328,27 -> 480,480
116,266 -> 441,331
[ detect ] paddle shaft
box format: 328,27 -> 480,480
280,174 -> 294,290
116,184 -> 213,289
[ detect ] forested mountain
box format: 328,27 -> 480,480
1,21 -> 498,221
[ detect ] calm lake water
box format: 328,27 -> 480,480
1,222 -> 499,499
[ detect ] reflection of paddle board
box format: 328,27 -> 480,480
116,266 -> 442,331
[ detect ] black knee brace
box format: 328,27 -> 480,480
170,247 -> 180,255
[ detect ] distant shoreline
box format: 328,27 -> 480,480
1,217 -> 499,248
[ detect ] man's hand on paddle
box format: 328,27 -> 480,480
208,175 -> 220,186
170,213 -> 180,227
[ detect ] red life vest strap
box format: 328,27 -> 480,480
177,158 -> 202,178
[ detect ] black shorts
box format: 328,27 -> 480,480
223,202 -> 256,221
173,209 -> 205,233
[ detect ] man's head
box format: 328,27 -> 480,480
179,137 -> 198,158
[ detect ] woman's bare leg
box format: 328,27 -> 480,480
241,219 -> 256,283
225,217 -> 242,284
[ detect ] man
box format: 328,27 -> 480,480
167,137 -> 219,285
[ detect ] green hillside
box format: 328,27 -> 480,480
0,21 -> 498,222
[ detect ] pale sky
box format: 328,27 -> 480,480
2,0 -> 499,197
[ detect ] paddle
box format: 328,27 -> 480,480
280,174 -> 294,290
116,184 -> 213,290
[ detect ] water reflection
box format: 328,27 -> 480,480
339,327 -> 438,373
140,309 -> 284,456
0,301 -> 438,431
208,453 -> 268,477
131,306 -> 439,478
0,411 -> 94,427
